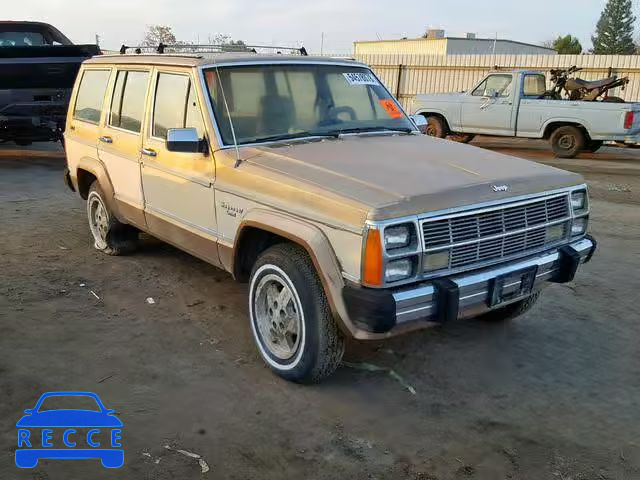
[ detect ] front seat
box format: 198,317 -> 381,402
258,95 -> 295,136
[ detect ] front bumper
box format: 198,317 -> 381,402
343,236 -> 596,335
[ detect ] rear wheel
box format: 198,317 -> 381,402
602,96 -> 625,103
87,181 -> 138,255
424,115 -> 447,138
550,126 -> 585,158
249,243 -> 345,383
584,140 -> 604,153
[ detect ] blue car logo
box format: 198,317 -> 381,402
15,391 -> 123,468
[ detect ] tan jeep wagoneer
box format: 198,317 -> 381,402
63,49 -> 596,383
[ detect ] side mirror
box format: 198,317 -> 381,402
409,114 -> 428,134
166,128 -> 207,154
24,409 -> 34,414
486,89 -> 499,98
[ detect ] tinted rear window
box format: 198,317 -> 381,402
73,70 -> 111,123
109,70 -> 149,133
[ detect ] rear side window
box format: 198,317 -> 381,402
153,73 -> 204,139
523,74 -> 547,97
109,70 -> 149,133
73,70 -> 111,123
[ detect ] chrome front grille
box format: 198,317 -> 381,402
421,194 -> 571,271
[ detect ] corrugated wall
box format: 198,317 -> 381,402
353,53 -> 640,110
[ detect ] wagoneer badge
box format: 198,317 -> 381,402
491,184 -> 510,192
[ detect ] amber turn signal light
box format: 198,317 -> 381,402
363,228 -> 383,286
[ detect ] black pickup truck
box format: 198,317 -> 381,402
0,21 -> 100,145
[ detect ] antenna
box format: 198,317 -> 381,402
212,57 -> 242,167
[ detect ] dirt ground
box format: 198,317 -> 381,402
1,138 -> 639,480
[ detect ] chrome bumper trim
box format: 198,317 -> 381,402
393,237 -> 594,324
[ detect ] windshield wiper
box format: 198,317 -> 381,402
325,126 -> 414,136
249,131 -> 339,144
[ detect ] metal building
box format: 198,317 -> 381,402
354,30 -> 556,56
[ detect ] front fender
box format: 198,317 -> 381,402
234,209 -> 356,337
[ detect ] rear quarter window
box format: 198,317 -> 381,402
73,69 -> 111,124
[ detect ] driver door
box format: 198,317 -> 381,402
461,74 -> 515,135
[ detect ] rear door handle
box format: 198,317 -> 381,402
99,136 -> 113,144
141,147 -> 157,157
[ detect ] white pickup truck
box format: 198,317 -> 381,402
411,70 -> 640,158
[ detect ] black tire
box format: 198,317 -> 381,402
479,292 -> 541,322
249,243 -> 345,383
425,115 -> 447,138
87,181 -> 138,255
602,96 -> 625,103
448,133 -> 475,144
550,126 -> 586,158
584,140 -> 603,153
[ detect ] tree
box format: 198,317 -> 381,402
552,35 -> 583,54
591,0 -> 636,54
142,25 -> 177,47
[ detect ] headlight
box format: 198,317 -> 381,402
571,216 -> 588,236
384,258 -> 414,282
423,250 -> 450,272
571,190 -> 587,211
384,224 -> 413,250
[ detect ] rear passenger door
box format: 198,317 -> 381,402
140,69 -> 218,265
98,68 -> 151,222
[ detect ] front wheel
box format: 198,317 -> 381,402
249,243 -> 345,383
479,292 -> 541,322
550,126 -> 586,158
448,133 -> 475,144
424,115 -> 447,138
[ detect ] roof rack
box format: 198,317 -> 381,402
118,43 -> 308,56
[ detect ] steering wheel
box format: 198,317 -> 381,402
328,106 -> 356,121
317,105 -> 358,127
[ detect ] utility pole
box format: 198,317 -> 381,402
320,32 -> 325,55
95,34 -> 100,47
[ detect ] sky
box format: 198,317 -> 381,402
4,0 -> 640,53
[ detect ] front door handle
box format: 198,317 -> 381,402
99,136 -> 113,144
141,147 -> 157,157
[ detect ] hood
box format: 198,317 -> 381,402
16,410 -> 123,427
245,134 -> 583,221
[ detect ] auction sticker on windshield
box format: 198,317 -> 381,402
343,72 -> 379,86
379,99 -> 403,119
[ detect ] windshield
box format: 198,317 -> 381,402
204,64 -> 414,146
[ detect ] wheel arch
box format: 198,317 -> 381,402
542,119 -> 592,140
232,210 -> 354,337
414,109 -> 452,133
74,156 -> 124,222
